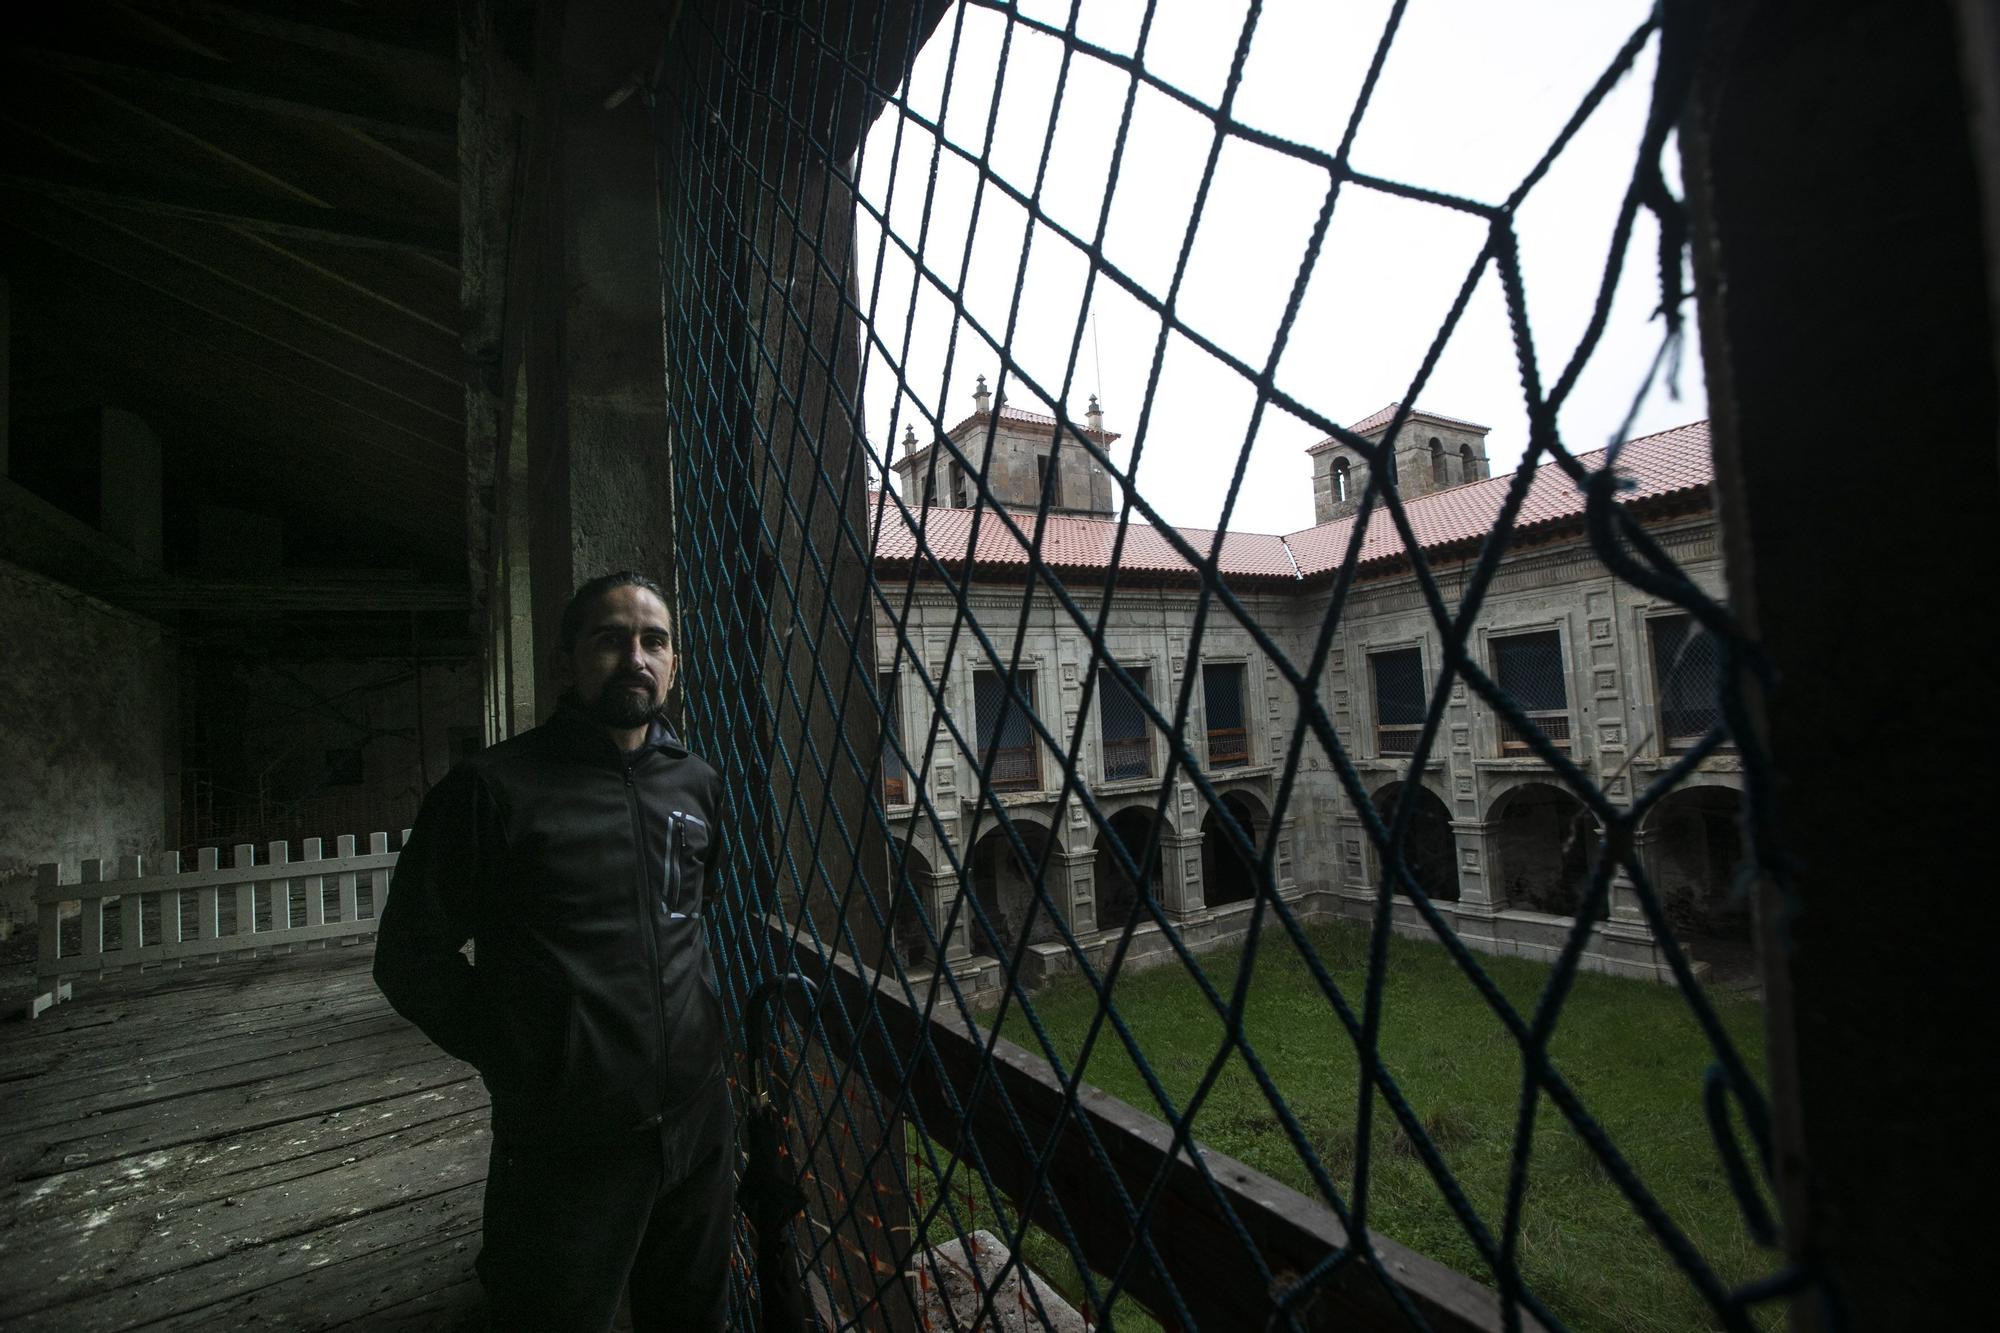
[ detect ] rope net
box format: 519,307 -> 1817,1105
648,1 -> 1818,1329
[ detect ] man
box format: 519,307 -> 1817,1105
374,571 -> 734,1331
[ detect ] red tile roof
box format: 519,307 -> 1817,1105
868,499 -> 1299,582
872,419 -> 1712,585
1306,402 -> 1493,454
1283,419 -> 1713,577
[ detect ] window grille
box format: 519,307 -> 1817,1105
1491,630 -> 1572,756
1098,666 -> 1152,782
880,672 -> 908,805
647,2 -> 1816,1330
1651,613 -> 1727,752
1203,662 -> 1249,769
1371,647 -> 1427,757
976,667 -> 1040,790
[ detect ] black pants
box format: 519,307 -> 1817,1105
476,1080 -> 735,1332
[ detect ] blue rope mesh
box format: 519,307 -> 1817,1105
645,2 -> 1830,1329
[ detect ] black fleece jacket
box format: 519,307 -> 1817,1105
374,702 -> 728,1146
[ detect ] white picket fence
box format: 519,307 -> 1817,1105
30,832 -> 407,1017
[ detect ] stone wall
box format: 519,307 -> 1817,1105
0,559 -> 171,937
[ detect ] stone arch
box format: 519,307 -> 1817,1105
1201,789 -> 1268,907
1458,442 -> 1475,481
1371,780 -> 1459,902
888,841 -> 936,970
1428,437 -> 1446,485
1333,455 -> 1351,503
1093,807 -> 1163,930
1642,784 -> 1748,943
967,820 -> 1061,958
1489,782 -> 1605,918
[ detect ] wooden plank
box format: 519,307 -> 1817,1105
302,836 -> 326,928
160,851 -> 184,942
34,849 -> 397,905
79,859 -> 106,962
267,840 -> 291,931
759,917 -> 1517,1333
117,855 -> 144,955
1,41 -> 457,148
232,843 -> 256,941
0,947 -> 492,1326
195,846 -> 221,945
34,914 -> 380,976
336,835 -> 360,923
366,831 -> 392,918
0,164 -> 457,255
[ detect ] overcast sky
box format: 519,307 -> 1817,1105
851,0 -> 1704,538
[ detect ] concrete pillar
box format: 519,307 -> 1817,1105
1607,826 -> 1654,928
928,869 -> 972,962
1,274 -> 10,478
1160,831 -> 1206,920
99,408 -> 162,568
522,0 -> 682,720
1450,820 -> 1501,910
1052,847 -> 1097,936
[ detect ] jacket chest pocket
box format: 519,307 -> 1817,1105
662,810 -> 711,918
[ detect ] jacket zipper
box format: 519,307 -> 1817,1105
625,755 -> 671,1123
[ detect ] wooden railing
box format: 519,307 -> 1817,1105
30,832 -> 404,1018
1499,712 -> 1572,757
1206,725 -> 1249,767
1101,734 -> 1152,781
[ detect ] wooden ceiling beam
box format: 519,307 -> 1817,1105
23,300 -> 465,501
0,162 -> 457,256
120,0 -> 457,85
4,41 -> 455,148
5,202 -> 462,418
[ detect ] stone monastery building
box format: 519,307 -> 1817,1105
876,385 -> 1740,994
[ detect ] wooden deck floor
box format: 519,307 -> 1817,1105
0,945 -> 490,1330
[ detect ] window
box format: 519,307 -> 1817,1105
1650,613 -> 1726,752
1458,442 -> 1475,481
1037,452 -> 1060,507
1429,437 -> 1446,484
973,668 -> 1039,790
1098,666 -> 1152,781
1332,456 -> 1351,503
952,460 -> 972,508
1369,647 -> 1426,755
1203,663 -> 1249,768
1491,630 -> 1571,755
880,672 -> 908,805
921,470 -> 937,507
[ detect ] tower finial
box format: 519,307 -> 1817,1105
972,375 -> 991,416
1085,394 -> 1104,435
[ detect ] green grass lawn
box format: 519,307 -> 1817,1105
908,918 -> 1779,1332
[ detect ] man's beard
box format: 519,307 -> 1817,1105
583,677 -> 660,729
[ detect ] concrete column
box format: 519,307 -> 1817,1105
1052,847 -> 1098,936
1607,827 -> 1654,928
522,0 -> 682,720
1450,819 -> 1501,910
1160,831 -> 1206,920
928,869 -> 972,962
1,274 -> 10,477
